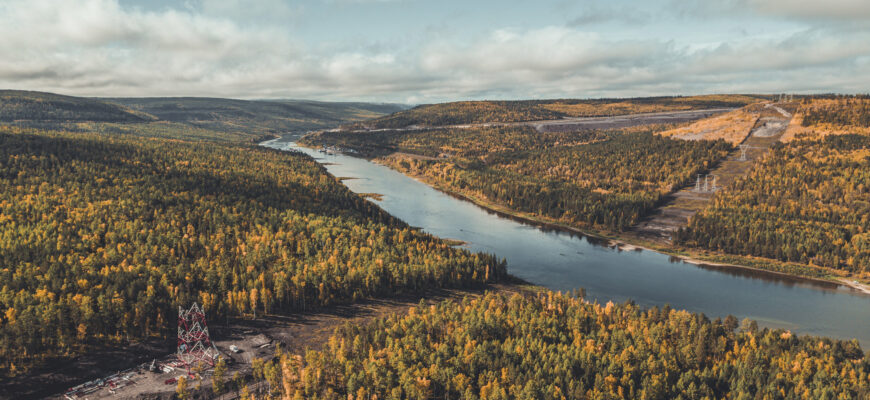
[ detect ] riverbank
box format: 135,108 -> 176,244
362,153 -> 870,295
278,137 -> 870,347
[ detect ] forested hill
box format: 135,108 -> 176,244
0,90 -> 152,123
106,97 -> 407,136
0,90 -> 406,142
677,96 -> 870,277
0,125 -> 504,377
278,292 -> 870,398
345,94 -> 765,129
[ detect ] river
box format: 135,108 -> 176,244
263,137 -> 870,346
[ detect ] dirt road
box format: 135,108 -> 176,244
631,104 -> 792,242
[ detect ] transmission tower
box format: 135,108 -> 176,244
738,145 -> 749,161
737,145 -> 763,161
177,303 -> 220,370
694,174 -> 719,193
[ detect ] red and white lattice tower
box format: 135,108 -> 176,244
177,303 -> 220,370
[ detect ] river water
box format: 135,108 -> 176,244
264,137 -> 870,346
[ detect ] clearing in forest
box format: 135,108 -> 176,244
632,103 -> 793,242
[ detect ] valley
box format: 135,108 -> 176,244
2,92 -> 870,399
4,0 -> 870,397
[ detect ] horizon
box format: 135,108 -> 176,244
1,88 -> 805,106
1,0 -> 869,103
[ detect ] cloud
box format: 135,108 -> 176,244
567,5 -> 651,26
416,25 -> 870,100
673,0 -> 870,21
196,0 -> 303,24
0,0 -> 867,102
423,27 -> 669,76
748,0 -> 870,20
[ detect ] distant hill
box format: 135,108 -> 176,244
0,90 -> 152,123
346,94 -> 767,130
106,97 -> 407,135
0,90 -> 407,142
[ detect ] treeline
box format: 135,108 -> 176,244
344,95 -> 762,129
304,125 -> 609,158
676,134 -> 870,274
328,127 -> 730,231
0,126 -> 505,375
268,291 -> 869,399
800,97 -> 870,128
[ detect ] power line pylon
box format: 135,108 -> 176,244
177,303 -> 220,371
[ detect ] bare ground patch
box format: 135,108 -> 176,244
17,283 -> 532,400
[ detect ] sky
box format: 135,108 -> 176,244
0,0 -> 868,103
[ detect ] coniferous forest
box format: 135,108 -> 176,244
4,0 -> 870,395
0,126 -> 504,375
3,93 -> 870,399
304,126 -> 731,230
676,99 -> 870,276
274,292 -> 870,399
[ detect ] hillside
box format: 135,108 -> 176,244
0,125 -> 504,378
303,123 -> 731,231
273,292 -> 870,399
345,94 -> 765,129
0,90 -> 405,143
0,90 -> 151,123
677,96 -> 870,277
107,97 -> 406,136
658,106 -> 762,145
783,96 -> 870,142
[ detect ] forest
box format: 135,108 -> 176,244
218,292 -> 869,399
305,125 -> 611,158
0,126 -> 504,375
305,126 -> 731,231
0,90 -> 404,142
800,96 -> 870,129
343,95 -> 763,129
107,97 -> 406,137
6,91 -> 870,398
676,133 -> 870,275
0,90 -> 151,123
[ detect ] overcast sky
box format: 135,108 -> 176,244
1,0 -> 868,103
